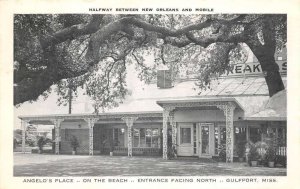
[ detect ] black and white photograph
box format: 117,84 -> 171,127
12,13 -> 288,177
1,1 -> 300,188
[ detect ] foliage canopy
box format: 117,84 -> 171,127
14,14 -> 286,112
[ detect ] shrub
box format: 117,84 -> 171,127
248,143 -> 260,162
37,136 -> 47,152
254,141 -> 268,162
26,133 -> 37,147
265,146 -> 276,162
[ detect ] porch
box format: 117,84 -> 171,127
18,112 -> 163,157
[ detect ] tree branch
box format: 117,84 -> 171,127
85,15 -> 247,64
40,15 -> 104,48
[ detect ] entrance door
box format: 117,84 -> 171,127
198,123 -> 214,157
177,123 -> 193,156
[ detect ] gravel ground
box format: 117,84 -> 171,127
14,153 -> 287,177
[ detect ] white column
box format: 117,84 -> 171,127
21,120 -> 28,153
217,102 -> 236,163
162,108 -> 172,160
169,113 -> 177,153
52,119 -> 64,155
84,118 -> 98,156
122,117 -> 138,157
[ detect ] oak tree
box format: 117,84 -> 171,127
14,14 -> 286,111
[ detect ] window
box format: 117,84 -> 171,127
201,126 -> 210,154
145,129 -> 152,147
113,128 -> 125,147
180,128 -> 191,144
140,128 -> 146,147
133,128 -> 160,148
193,124 -> 197,154
234,127 -> 247,145
249,127 -> 261,143
214,126 -> 226,155
133,129 -> 140,147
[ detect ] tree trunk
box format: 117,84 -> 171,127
68,81 -> 72,114
250,46 -> 285,97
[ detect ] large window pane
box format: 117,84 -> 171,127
133,129 -> 140,147
132,128 -> 160,148
113,128 -> 125,147
201,126 -> 209,154
214,127 -> 219,155
152,129 -> 159,147
180,128 -> 191,144
220,127 -> 226,144
140,128 -> 146,147
146,129 -> 152,147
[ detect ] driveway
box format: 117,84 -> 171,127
14,153 -> 286,176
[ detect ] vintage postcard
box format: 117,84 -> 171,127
0,0 -> 299,189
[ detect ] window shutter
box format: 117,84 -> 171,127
157,69 -> 173,88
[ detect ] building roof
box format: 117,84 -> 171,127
19,75 -> 287,123
244,89 -> 287,121
107,76 -> 286,119
125,76 -> 285,101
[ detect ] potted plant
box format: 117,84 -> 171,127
70,135 -> 79,155
37,136 -> 47,154
266,146 -> 276,168
248,144 -> 259,166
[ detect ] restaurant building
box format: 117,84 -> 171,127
18,49 -> 287,163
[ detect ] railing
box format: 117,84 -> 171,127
276,146 -> 286,167
276,146 -> 286,157
102,147 -> 161,156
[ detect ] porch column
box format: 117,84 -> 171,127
217,102 -> 236,163
169,112 -> 177,154
162,107 -> 174,160
84,118 -> 99,156
21,120 -> 28,153
52,118 -> 64,155
122,117 -> 138,157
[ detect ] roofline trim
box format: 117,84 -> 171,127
242,117 -> 286,121
156,97 -> 244,111
18,111 -> 163,120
